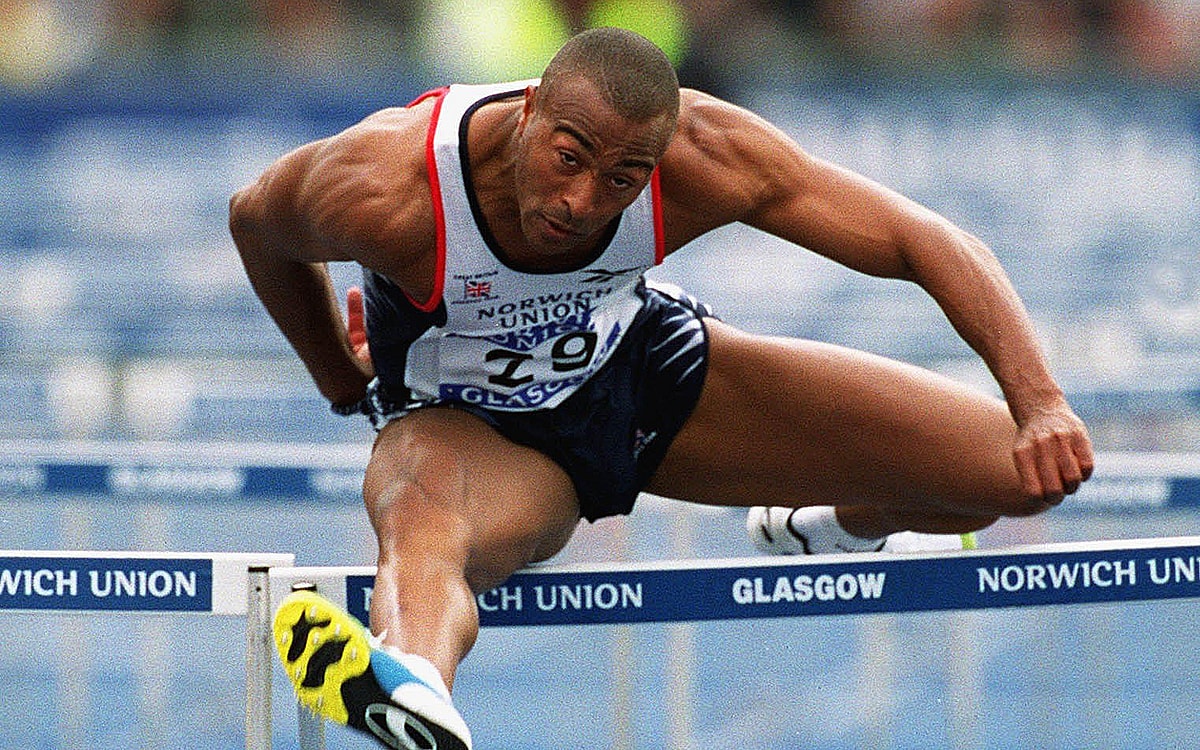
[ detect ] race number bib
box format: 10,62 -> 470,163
406,295 -> 641,411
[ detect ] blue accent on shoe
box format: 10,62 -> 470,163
368,648 -> 425,695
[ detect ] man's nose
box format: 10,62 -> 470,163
560,173 -> 600,220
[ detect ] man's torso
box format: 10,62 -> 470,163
364,82 -> 665,412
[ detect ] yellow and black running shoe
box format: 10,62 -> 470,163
273,590 -> 472,750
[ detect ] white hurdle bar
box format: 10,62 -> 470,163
0,550 -> 294,750
258,535 -> 1200,747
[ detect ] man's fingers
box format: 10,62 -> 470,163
1013,408 -> 1094,508
1035,446 -> 1066,506
347,286 -> 364,325
1054,434 -> 1084,495
1013,444 -> 1045,504
1072,430 -> 1095,482
1014,439 -> 1074,507
346,286 -> 367,348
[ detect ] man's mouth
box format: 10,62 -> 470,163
540,213 -> 578,241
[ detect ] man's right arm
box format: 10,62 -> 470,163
228,137 -> 377,408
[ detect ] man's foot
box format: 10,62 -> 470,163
747,506 -> 975,555
273,590 -> 472,750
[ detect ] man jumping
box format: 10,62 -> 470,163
229,27 -> 1092,749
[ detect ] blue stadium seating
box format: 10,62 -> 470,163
3,78 -> 1198,443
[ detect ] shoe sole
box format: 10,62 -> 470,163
273,590 -> 371,725
273,591 -> 472,750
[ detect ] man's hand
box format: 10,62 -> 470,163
1011,399 -> 1094,507
346,286 -> 372,369
327,286 -> 375,415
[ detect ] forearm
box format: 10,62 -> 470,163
907,222 -> 1064,425
230,215 -> 371,406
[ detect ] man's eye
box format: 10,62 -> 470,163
559,152 -> 578,167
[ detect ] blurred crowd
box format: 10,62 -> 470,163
765,0 -> 1200,78
2,0 -> 1199,92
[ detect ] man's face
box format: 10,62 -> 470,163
513,77 -> 674,254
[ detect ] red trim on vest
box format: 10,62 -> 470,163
650,168 -> 665,265
407,88 -> 449,313
407,86 -> 449,108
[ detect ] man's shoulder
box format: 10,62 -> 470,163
656,90 -> 785,244
322,105 -> 432,178
660,90 -> 751,177
357,103 -> 436,140
674,89 -> 752,136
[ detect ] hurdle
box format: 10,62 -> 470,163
0,550 -> 294,750
10,441 -> 1200,745
256,534 -> 1200,749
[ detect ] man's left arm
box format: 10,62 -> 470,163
724,110 -> 1095,504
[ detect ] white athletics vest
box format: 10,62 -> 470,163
402,82 -> 664,411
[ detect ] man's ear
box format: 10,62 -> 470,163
519,85 -> 538,129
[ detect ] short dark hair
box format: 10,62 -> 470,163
539,27 -> 680,124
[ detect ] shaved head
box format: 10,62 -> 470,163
538,27 -> 680,127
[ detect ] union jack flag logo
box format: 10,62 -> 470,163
464,280 -> 492,299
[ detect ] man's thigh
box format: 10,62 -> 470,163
650,319 -> 1024,515
366,406 -> 582,591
